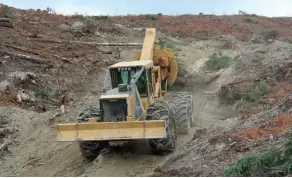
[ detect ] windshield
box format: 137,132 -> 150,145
120,71 -> 130,84
109,67 -> 148,96
110,68 -> 138,87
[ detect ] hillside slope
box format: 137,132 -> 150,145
1,4 -> 292,177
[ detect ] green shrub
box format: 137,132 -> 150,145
258,81 -> 269,94
35,88 -> 50,99
264,29 -> 279,40
71,17 -> 97,37
245,18 -> 258,24
71,13 -> 85,20
83,18 -> 97,34
92,15 -> 108,20
2,4 -> 12,18
246,18 -> 253,23
242,81 -> 269,102
222,133 -> 292,176
204,52 -> 230,71
242,89 -> 262,102
149,14 -> 159,21
235,25 -> 243,32
19,16 -> 28,24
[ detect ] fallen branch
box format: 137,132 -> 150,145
100,50 -> 113,54
181,144 -> 187,151
22,157 -> 42,168
0,22 -> 13,28
28,21 -> 53,25
4,43 -> 39,55
16,32 -> 43,38
231,134 -> 254,142
27,38 -> 143,46
27,33 -> 43,38
251,91 -> 292,120
4,43 -> 71,63
0,140 -> 9,156
2,50 -> 49,64
0,18 -> 11,22
84,42 -> 142,46
8,157 -> 41,176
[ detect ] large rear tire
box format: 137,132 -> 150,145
169,92 -> 194,134
146,101 -> 176,155
77,107 -> 107,161
175,100 -> 191,134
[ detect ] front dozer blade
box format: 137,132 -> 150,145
56,120 -> 166,141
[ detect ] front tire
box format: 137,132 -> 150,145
77,107 -> 107,161
146,101 -> 176,155
79,141 -> 107,161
